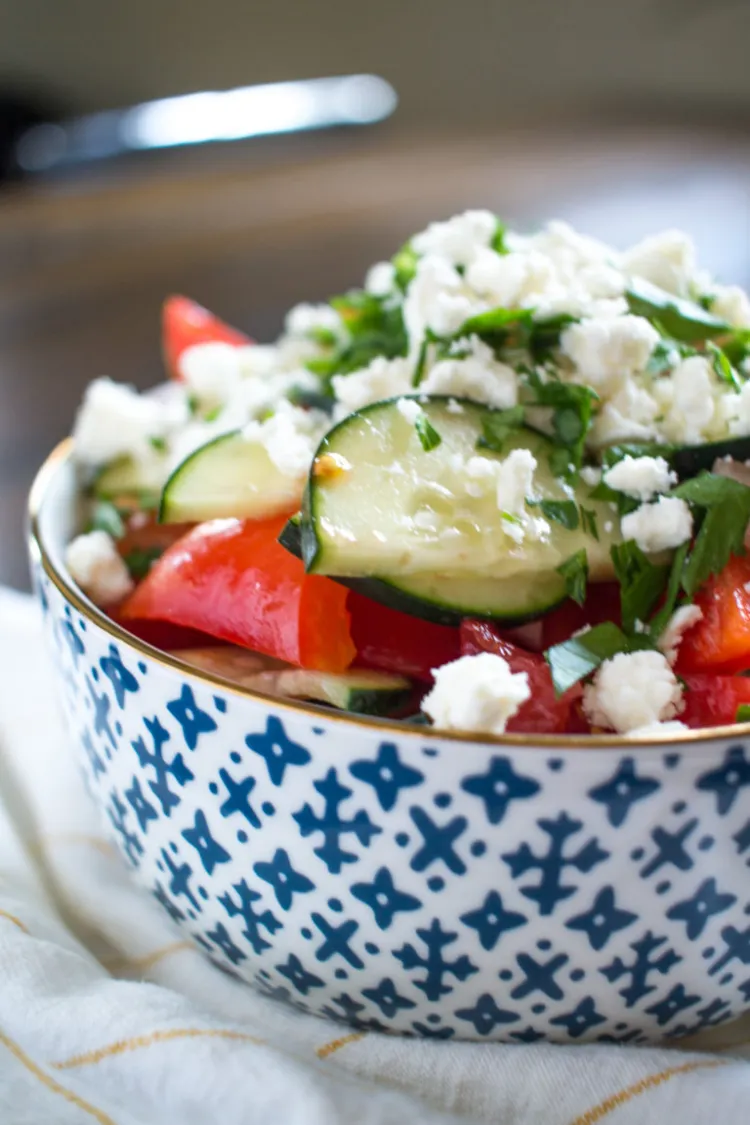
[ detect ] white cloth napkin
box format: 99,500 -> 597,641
0,586 -> 749,1125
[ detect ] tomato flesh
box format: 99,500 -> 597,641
120,516 -> 355,672
162,295 -> 250,381
349,592 -> 460,680
676,554 -> 750,673
681,674 -> 750,728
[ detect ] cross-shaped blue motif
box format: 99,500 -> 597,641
349,742 -> 423,811
394,918 -> 478,1001
167,684 -> 217,750
461,756 -> 540,825
600,931 -> 681,1007
106,790 -> 143,866
253,848 -> 314,910
408,807 -> 468,875
124,776 -> 158,833
203,921 -> 247,965
82,728 -> 106,778
697,745 -> 750,815
86,675 -> 116,750
159,847 -> 201,913
99,644 -> 139,709
293,768 -> 381,874
735,819 -> 750,854
181,809 -> 231,875
132,716 -> 194,816
708,924 -> 750,978
215,766 -> 261,828
454,993 -> 520,1036
361,977 -> 416,1019
502,813 -> 609,916
644,983 -> 701,1027
588,757 -> 660,827
275,953 -> 325,996
550,996 -> 606,1039
666,878 -> 737,940
220,878 -> 282,955
350,866 -> 421,930
511,951 -> 569,1001
152,880 -> 185,922
245,716 -> 310,786
311,912 -> 363,968
459,890 -> 526,951
640,820 -> 697,878
566,886 -> 638,951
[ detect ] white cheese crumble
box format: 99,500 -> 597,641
422,652 -> 530,735
711,285 -> 750,329
403,255 -> 479,347
396,397 -> 423,424
421,335 -> 518,409
603,455 -> 676,500
411,210 -> 497,267
331,356 -> 412,415
623,229 -> 696,296
580,466 -> 602,487
583,650 -> 684,733
657,605 -> 703,664
365,261 -> 396,297
661,355 -> 717,445
285,302 -> 344,339
179,342 -> 244,403
560,315 -> 660,392
65,531 -> 134,607
73,377 -> 186,467
242,402 -> 326,478
620,496 -> 693,554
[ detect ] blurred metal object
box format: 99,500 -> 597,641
13,75 -> 398,174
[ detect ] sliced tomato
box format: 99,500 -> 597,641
120,516 -> 355,672
349,592 -> 460,681
676,555 -> 750,673
541,582 -> 622,650
112,617 -> 223,651
680,674 -> 750,728
460,619 -> 580,733
162,295 -> 251,381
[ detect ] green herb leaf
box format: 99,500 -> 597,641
611,541 -> 669,634
491,221 -> 508,255
312,290 -> 408,383
646,339 -> 681,377
670,472 -> 750,596
476,405 -> 526,453
392,242 -> 419,290
556,548 -> 589,607
457,306 -> 534,340
186,393 -> 200,416
524,370 -> 598,477
203,405 -> 222,423
579,506 -> 599,541
123,546 -> 163,581
706,341 -> 742,392
626,278 -> 730,343
527,314 -> 578,362
411,329 -> 444,387
286,385 -> 336,414
532,499 -> 579,531
736,703 -> 750,723
545,621 -> 644,697
415,413 -> 442,452
148,435 -> 167,453
87,500 -> 125,540
589,478 -> 640,517
649,541 -> 690,638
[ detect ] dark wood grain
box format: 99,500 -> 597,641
3,123 -> 749,589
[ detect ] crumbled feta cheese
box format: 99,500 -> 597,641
403,255 -> 480,346
332,356 -> 412,416
624,229 -> 696,295
73,377 -> 182,468
421,335 -> 518,409
711,284 -> 750,329
625,720 -> 689,739
285,302 -> 343,339
397,397 -> 422,423
583,650 -> 684,733
661,355 -> 716,444
446,398 -> 464,414
588,379 -> 660,447
580,466 -> 602,488
722,382 -> 750,438
560,315 -> 659,391
365,261 -> 396,297
603,455 -> 676,500
464,249 -> 529,306
495,448 -> 537,516
242,402 -> 325,478
620,496 -> 693,554
412,210 -> 497,267
65,531 -> 134,607
422,652 -> 530,735
179,342 -> 244,404
657,605 -> 703,664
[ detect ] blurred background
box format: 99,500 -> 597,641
1,0 -> 750,587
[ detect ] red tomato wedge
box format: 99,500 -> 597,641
460,619 -> 581,733
120,516 -> 356,672
680,674 -> 750,728
349,592 -> 460,681
162,295 -> 251,381
676,554 -> 750,673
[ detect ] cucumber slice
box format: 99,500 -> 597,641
173,646 -> 412,714
159,430 -> 304,524
302,395 -> 619,586
94,454 -> 167,501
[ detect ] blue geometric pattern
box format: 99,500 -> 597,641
36,564 -> 750,1043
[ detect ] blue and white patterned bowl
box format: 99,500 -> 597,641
28,441 -> 750,1044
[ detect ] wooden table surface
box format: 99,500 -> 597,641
2,120 -> 749,590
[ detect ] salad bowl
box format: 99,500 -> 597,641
29,440 -> 750,1044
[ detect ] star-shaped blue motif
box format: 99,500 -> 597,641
245,716 -> 311,786
124,776 -> 158,834
588,757 -> 660,827
275,953 -> 325,996
99,644 -> 139,709
361,977 -> 416,1019
460,890 -> 526,951
167,684 -> 217,750
454,993 -> 520,1036
349,742 -> 423,811
350,866 -> 421,930
667,877 -> 737,940
645,983 -> 701,1027
461,756 -> 540,825
566,886 -> 638,951
735,819 -> 750,854
550,996 -> 607,1039
181,809 -> 231,874
204,921 -> 247,965
409,807 -> 467,875
697,745 -> 750,815
253,848 -> 314,910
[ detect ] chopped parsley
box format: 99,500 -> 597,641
671,472 -> 750,597
523,369 -> 598,479
87,500 -> 125,540
414,413 -> 442,452
610,540 -> 670,634
626,278 -> 730,343
545,622 -> 650,697
532,499 -> 579,531
556,548 -> 588,607
123,546 -> 164,581
476,405 -> 525,453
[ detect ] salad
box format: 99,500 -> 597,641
64,211 -> 750,738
